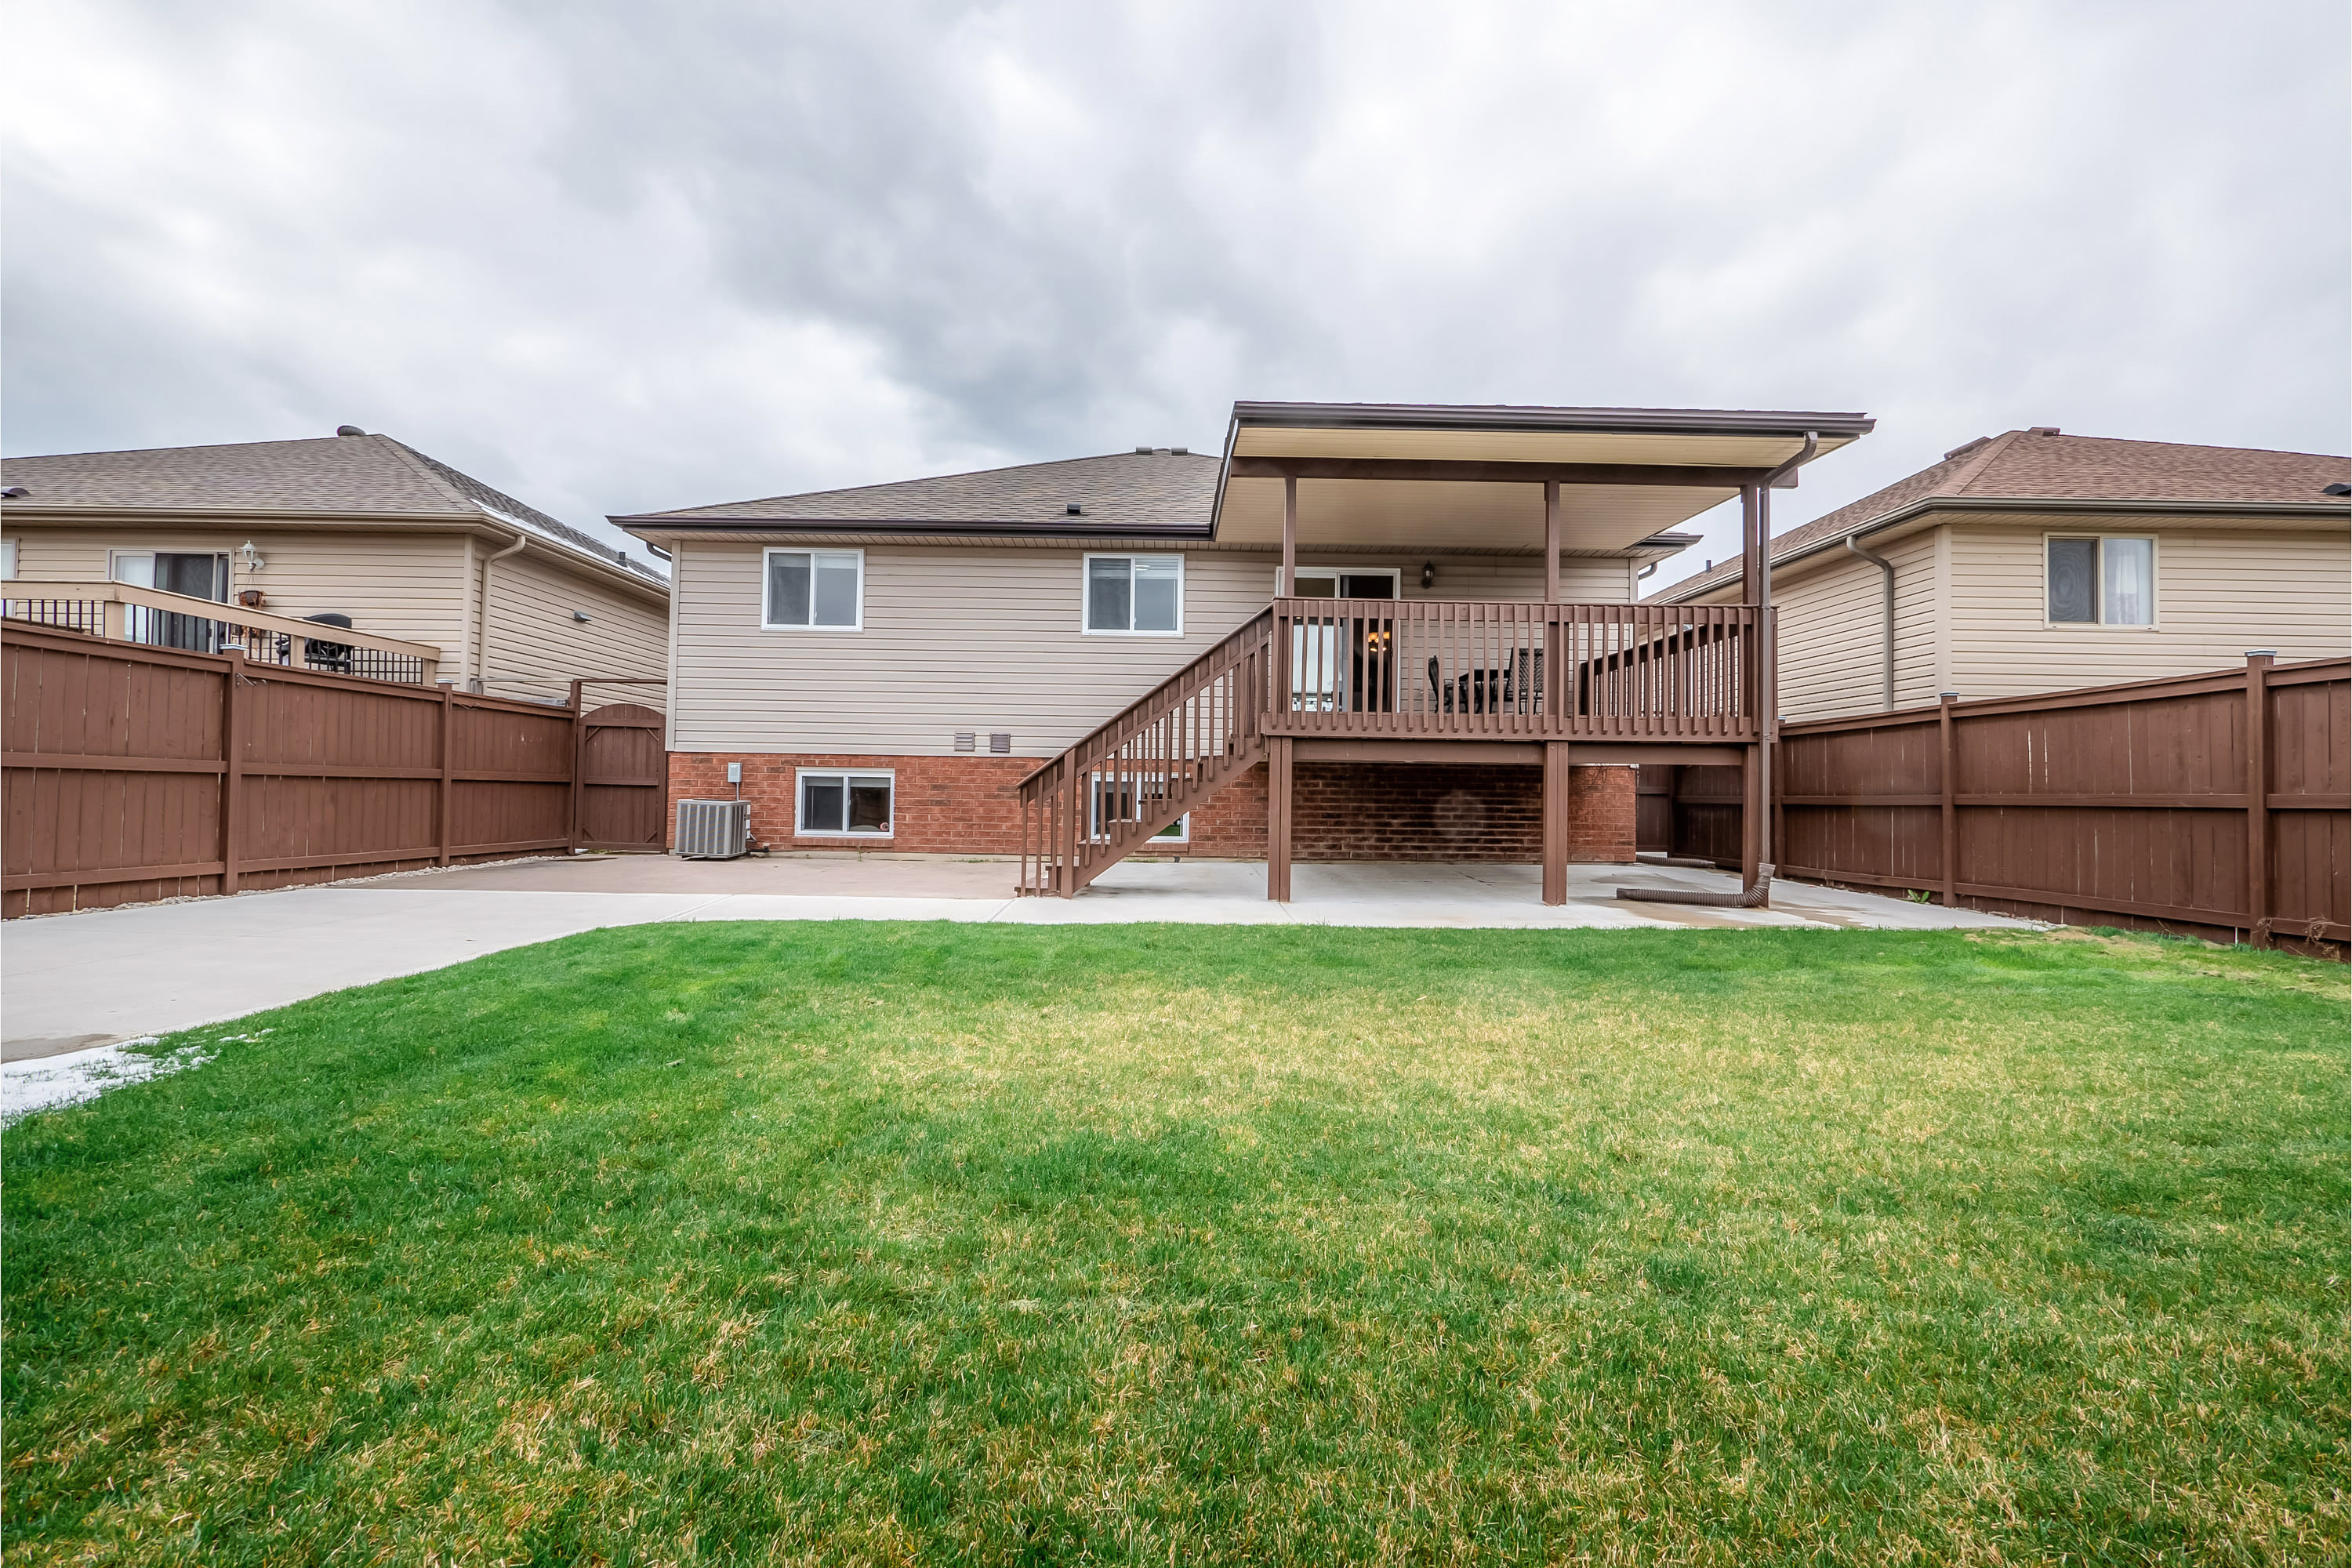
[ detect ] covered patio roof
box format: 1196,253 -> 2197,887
1214,401 -> 1873,554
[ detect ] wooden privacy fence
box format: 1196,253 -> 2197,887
2,622 -> 666,916
1759,655 -> 2347,954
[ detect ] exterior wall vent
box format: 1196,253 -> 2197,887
676,798 -> 750,859
954,731 -> 975,752
989,733 -> 1011,753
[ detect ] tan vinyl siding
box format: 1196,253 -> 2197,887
1946,522 -> 2351,700
669,546 -> 1639,756
8,527 -> 469,654
479,546 -> 669,707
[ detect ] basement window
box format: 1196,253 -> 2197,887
796,769 -> 893,837
2046,535 -> 2154,626
1083,554 -> 1182,635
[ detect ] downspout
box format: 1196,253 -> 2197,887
1844,535 -> 1897,710
474,528 -> 526,694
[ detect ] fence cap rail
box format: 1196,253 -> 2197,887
3,578 -> 443,661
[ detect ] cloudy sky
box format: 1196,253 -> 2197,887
7,1 -> 2345,582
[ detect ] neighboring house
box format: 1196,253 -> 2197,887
1649,428 -> 2352,720
0,428 -> 669,703
619,401 -> 1873,899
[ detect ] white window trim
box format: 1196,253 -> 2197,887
1081,552 -> 1185,637
1277,564 -> 1403,598
793,766 -> 895,838
2042,533 -> 2159,630
761,546 -> 866,633
1087,771 -> 1189,844
0,538 -> 16,579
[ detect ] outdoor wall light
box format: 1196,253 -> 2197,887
237,540 -> 266,572
1421,561 -> 1436,589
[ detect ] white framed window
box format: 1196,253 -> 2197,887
0,539 -> 16,578
796,768 -> 893,837
2046,535 -> 2154,626
764,548 -> 863,630
110,550 -> 228,600
1280,565 -> 1402,601
1083,554 -> 1182,634
1090,773 -> 1187,844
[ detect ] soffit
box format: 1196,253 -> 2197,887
1217,476 -> 1736,554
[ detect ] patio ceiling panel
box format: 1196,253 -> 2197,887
1216,476 -> 1732,554
1213,401 -> 1873,555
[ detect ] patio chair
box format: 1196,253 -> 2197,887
1504,648 -> 1545,711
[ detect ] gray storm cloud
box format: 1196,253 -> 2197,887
5,0 -> 2345,575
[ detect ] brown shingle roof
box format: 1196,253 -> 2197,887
1653,430 -> 2350,601
0,433 -> 665,584
618,451 -> 1221,535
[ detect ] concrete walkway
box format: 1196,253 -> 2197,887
3,856 -> 2027,1065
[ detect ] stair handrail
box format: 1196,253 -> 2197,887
1016,607 -> 1276,795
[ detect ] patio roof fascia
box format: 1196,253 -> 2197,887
1207,401 -> 1873,547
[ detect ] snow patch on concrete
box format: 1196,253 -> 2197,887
1,1031 -> 238,1122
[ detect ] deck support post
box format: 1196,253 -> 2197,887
1266,735 -> 1293,902
1541,739 -> 1570,905
1279,477 -> 1298,596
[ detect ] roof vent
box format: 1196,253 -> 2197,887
0,486 -> 26,499
1171,446 -> 1188,455
1065,503 -> 1083,516
336,424 -> 366,436
1134,446 -> 1153,454
1942,436 -> 1991,461
2325,483 -> 2351,497
1153,447 -> 1171,456
2027,426 -> 2060,436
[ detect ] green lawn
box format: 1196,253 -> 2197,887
4,924 -> 2343,1565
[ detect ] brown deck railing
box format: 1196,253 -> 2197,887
1266,598 -> 1761,739
1018,608 -> 1274,896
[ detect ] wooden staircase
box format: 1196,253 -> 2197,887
1016,608 -> 1273,896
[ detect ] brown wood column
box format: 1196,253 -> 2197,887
1543,478 -> 1564,721
2245,652 -> 2273,946
437,686 -> 456,866
1541,739 -> 1570,905
1266,735 -> 1294,902
1280,476 -> 1298,595
219,651 -> 245,895
1937,692 -> 1958,905
1741,742 -> 1762,889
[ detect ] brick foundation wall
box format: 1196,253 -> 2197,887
666,750 -> 1634,865
668,752 -> 1034,855
1292,761 -> 1634,863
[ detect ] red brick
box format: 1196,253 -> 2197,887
666,750 -> 1635,865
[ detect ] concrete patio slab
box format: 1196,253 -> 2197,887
2,857 -> 2032,1073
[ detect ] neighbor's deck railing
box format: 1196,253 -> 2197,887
2,580 -> 442,685
1266,597 -> 1762,739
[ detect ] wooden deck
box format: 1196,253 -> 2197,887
1018,600 -> 1769,900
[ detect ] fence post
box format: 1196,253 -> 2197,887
1937,691 -> 1958,906
2245,652 -> 2274,947
437,686 -> 455,866
568,678 -> 586,853
219,651 -> 244,895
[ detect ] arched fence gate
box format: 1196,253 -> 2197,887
569,680 -> 668,853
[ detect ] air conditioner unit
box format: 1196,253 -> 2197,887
676,798 -> 750,859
